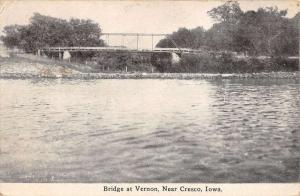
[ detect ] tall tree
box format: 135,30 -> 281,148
156,27 -> 206,49
156,1 -> 298,56
207,0 -> 243,24
69,18 -> 103,46
205,1 -> 243,51
235,7 -> 295,55
204,22 -> 237,51
190,27 -> 206,49
1,25 -> 24,49
1,13 -> 104,53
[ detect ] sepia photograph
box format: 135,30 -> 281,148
0,0 -> 299,195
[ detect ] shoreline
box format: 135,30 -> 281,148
1,55 -> 299,80
0,71 -> 299,80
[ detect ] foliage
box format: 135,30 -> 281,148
89,52 -> 155,72
207,0 -> 243,24
206,3 -> 298,56
1,25 -> 24,49
174,53 -> 298,73
156,27 -> 206,49
1,13 -> 104,52
234,7 -> 292,56
204,22 -> 237,52
157,1 -> 299,57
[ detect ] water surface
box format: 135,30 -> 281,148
0,79 -> 299,182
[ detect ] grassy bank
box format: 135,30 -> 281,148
175,52 -> 299,73
45,50 -> 299,73
0,53 -> 299,80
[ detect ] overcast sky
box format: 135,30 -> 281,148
0,0 -> 298,48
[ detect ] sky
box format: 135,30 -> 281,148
0,0 -> 298,48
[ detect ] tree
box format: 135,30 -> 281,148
229,10 -> 263,55
204,22 -> 237,51
206,2 -> 296,56
235,7 -> 295,56
155,1 -> 298,56
205,1 -> 243,52
156,28 -> 193,48
69,18 -> 104,46
190,27 -> 206,49
1,13 -> 104,53
1,25 -> 24,49
207,0 -> 243,24
155,37 -> 174,48
156,27 -> 206,49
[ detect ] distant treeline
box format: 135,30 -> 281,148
1,1 -> 299,57
157,1 -> 299,56
1,13 -> 105,53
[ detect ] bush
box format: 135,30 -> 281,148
41,50 -> 299,73
178,52 -> 217,73
176,52 -> 299,73
270,56 -> 298,72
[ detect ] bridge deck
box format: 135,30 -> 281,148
40,47 -> 202,54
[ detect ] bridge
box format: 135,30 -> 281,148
39,46 -> 202,54
38,33 -> 202,58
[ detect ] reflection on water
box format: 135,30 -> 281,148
0,79 -> 299,182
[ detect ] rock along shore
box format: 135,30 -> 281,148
0,72 -> 299,80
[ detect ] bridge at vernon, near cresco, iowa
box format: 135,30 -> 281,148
38,33 -> 203,60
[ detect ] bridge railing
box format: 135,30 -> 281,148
40,47 -> 202,54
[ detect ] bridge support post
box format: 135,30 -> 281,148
63,51 -> 71,61
106,34 -> 110,46
58,52 -> 62,59
171,52 -> 181,64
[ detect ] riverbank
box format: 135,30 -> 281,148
1,71 -> 299,80
1,54 -> 299,80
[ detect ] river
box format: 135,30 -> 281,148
0,79 -> 299,182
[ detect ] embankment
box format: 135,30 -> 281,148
43,50 -> 299,73
0,53 -> 299,80
176,52 -> 299,73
